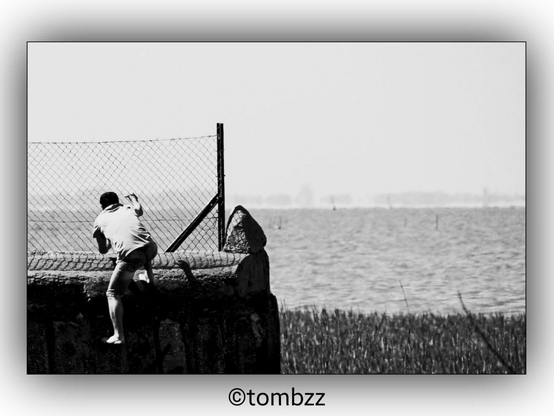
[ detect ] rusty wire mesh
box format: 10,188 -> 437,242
28,135 -> 220,252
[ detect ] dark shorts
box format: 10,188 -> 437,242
106,242 -> 158,298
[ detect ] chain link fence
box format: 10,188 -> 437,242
28,129 -> 225,253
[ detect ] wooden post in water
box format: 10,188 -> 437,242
435,213 -> 439,230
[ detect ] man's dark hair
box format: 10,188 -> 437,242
100,192 -> 119,209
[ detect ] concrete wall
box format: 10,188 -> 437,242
27,250 -> 280,374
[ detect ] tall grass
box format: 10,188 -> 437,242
279,307 -> 525,374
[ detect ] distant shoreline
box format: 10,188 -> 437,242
243,203 -> 526,210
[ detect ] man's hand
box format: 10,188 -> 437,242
125,193 -> 139,202
125,193 -> 143,217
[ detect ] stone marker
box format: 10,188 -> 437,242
223,205 -> 267,254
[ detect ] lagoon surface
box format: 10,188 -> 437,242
249,207 -> 525,315
28,205 -> 525,316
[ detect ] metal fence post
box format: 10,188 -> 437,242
217,123 -> 226,251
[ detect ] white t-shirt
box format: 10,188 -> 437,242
93,204 -> 155,260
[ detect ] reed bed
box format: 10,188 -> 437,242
279,307 -> 525,374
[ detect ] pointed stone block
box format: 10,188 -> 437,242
223,206 -> 267,254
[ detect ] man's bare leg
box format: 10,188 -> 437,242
104,268 -> 134,344
106,296 -> 125,343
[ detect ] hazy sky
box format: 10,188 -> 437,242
28,42 -> 525,200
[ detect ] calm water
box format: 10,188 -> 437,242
250,207 -> 526,315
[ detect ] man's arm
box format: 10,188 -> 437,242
125,193 -> 144,217
93,229 -> 111,254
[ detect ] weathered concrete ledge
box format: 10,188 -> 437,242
27,250 -> 246,272
28,250 -> 280,374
